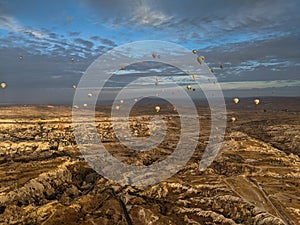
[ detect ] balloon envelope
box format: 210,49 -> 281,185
155,105 -> 160,112
233,98 -> 239,104
1,82 -> 6,89
192,49 -> 197,54
254,99 -> 260,105
197,55 -> 205,64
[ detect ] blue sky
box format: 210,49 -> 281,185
0,0 -> 300,104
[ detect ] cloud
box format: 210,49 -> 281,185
69,31 -> 80,36
83,0 -> 299,33
51,75 -> 63,79
130,4 -> 173,26
0,30 -> 109,59
0,15 -> 48,39
48,33 -> 57,38
219,80 -> 300,90
74,38 -> 94,49
90,36 -> 116,47
0,0 -> 299,103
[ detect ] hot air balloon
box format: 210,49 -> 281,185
231,117 -> 236,123
155,77 -> 158,86
88,93 -> 93,97
155,105 -> 160,113
120,65 -> 125,70
1,82 -> 7,89
211,68 -> 215,73
70,57 -> 75,62
192,74 -> 197,80
72,85 -> 77,89
152,52 -> 156,58
19,55 -> 23,60
197,55 -> 205,64
254,99 -> 260,105
187,85 -> 192,90
192,49 -> 197,54
233,98 -> 239,104
120,99 -> 124,104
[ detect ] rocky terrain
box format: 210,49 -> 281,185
0,97 -> 299,225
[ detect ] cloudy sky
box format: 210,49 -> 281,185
0,0 -> 299,104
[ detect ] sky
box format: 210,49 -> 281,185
0,0 -> 300,104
